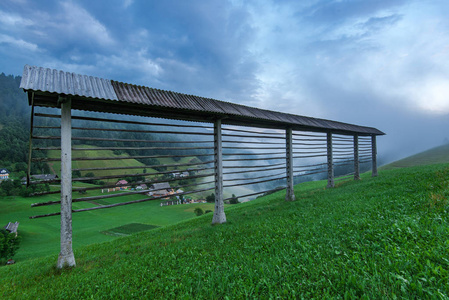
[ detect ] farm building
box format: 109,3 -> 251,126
21,174 -> 59,184
3,222 -> 19,237
148,182 -> 174,198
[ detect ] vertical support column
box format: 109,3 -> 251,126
371,135 -> 378,177
212,119 -> 226,224
326,132 -> 334,188
58,97 -> 76,268
285,128 -> 295,201
354,135 -> 360,180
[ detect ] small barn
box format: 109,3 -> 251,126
148,182 -> 173,198
3,222 -> 19,237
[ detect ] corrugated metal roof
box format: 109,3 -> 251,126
20,65 -> 385,136
20,65 -> 118,100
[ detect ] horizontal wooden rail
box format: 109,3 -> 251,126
223,186 -> 286,201
34,146 -> 215,151
223,171 -> 286,182
222,127 -> 284,135
222,140 -> 284,145
223,162 -> 286,169
224,165 -> 286,175
33,153 -> 213,162
224,176 -> 287,188
222,133 -> 286,140
222,152 -> 286,156
35,113 -> 213,129
33,135 -> 212,144
74,160 -> 214,172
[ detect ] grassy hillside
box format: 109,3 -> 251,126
382,143 -> 449,170
48,145 -> 151,178
0,190 -> 216,262
46,144 -> 205,178
1,164 -> 449,298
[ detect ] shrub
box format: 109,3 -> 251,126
206,193 -> 215,203
0,229 -> 21,265
230,194 -> 239,204
194,208 -> 204,216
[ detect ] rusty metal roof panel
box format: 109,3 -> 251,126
20,65 -> 118,100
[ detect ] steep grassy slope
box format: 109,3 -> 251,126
1,164 -> 449,298
0,190 -> 215,262
47,145 -> 151,178
382,143 -> 449,170
46,144 -> 203,178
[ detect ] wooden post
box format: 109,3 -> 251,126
326,132 -> 334,188
212,119 -> 226,224
285,128 -> 295,201
354,135 -> 360,180
57,97 -> 76,268
371,135 -> 378,177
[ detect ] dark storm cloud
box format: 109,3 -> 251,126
1,0 -> 449,164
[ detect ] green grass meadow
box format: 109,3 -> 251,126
0,190 -> 215,262
382,143 -> 449,170
1,163 -> 449,298
46,144 -> 203,179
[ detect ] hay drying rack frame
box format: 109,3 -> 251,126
20,65 -> 384,268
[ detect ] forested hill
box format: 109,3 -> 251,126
0,72 -> 211,180
0,73 -> 29,120
0,73 -> 30,174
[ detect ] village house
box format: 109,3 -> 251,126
171,171 -> 189,178
135,183 -> 148,190
148,182 -> 173,198
115,180 -> 129,190
0,168 -> 10,181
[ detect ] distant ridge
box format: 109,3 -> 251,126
381,143 -> 449,170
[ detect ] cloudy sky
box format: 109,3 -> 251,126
1,0 -> 449,163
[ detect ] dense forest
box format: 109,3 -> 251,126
0,73 -> 211,179
0,73 -> 30,177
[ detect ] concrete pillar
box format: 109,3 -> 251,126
354,135 -> 360,180
57,97 -> 76,268
285,128 -> 295,201
327,132 -> 334,188
212,119 -> 226,224
371,135 -> 378,177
